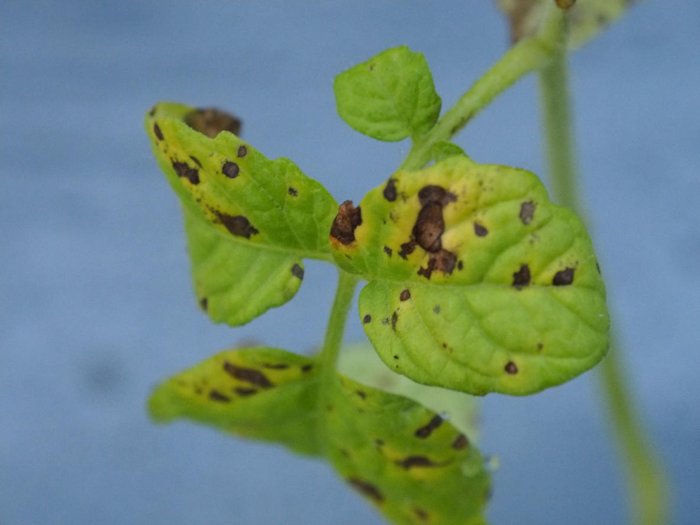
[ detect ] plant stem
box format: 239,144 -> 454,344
317,269 -> 358,415
537,22 -> 669,525
402,5 -> 565,171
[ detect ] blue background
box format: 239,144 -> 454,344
2,1 -> 699,524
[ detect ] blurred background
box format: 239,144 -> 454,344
2,1 -> 699,524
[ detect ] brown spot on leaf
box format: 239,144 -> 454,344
414,414 -> 443,438
199,297 -> 208,311
363,314 -> 372,324
330,200 -> 362,245
399,240 -> 416,259
213,212 -> 259,238
237,145 -> 248,157
184,107 -> 241,138
400,289 -> 411,301
474,222 -> 488,237
347,478 -> 384,504
504,361 -> 518,375
512,264 -> 531,289
222,161 -> 240,179
452,434 -> 469,450
519,201 -> 536,224
396,455 -> 438,469
223,361 -> 273,388
553,267 -> 575,286
209,389 -> 231,402
383,178 -> 398,202
418,249 -> 457,279
172,160 -> 200,185
301,364 -> 314,373
288,187 -> 298,197
291,263 -> 304,280
355,390 -> 367,399
383,246 -> 392,257
153,123 -> 164,141
391,311 -> 398,330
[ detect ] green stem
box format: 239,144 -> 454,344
537,21 -> 669,525
317,269 -> 358,408
401,5 -> 565,171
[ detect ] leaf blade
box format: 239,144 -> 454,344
334,46 -> 441,141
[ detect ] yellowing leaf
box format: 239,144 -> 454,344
145,102 -> 338,325
330,156 -> 609,395
334,46 -> 441,142
149,347 -> 491,524
497,0 -> 635,49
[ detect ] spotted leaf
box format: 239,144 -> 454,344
334,46 -> 441,142
145,102 -> 338,325
497,0 -> 635,49
149,347 -> 491,524
330,156 -> 609,395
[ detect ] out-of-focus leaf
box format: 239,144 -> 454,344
330,156 -> 609,395
149,347 -> 491,524
145,102 -> 338,325
496,0 -> 635,49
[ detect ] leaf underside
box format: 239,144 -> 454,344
150,347 -> 491,525
496,0 -> 634,49
145,102 -> 338,326
330,156 -> 609,396
334,46 -> 442,142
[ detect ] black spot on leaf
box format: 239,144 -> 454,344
399,240 -> 416,259
184,107 -> 241,138
153,123 -> 164,141
363,314 -> 372,324
301,364 -> 314,373
414,414 -> 443,438
474,222 -> 488,237
214,212 -> 259,238
237,145 -> 248,157
291,263 -> 304,280
347,478 -> 384,503
199,297 -> 208,311
519,201 -> 536,224
330,201 -> 362,245
553,267 -> 575,286
400,289 -> 411,301
223,361 -> 273,388
504,361 -> 518,375
288,187 -> 298,197
512,264 -> 531,289
396,455 -> 438,469
383,178 -> 398,201
452,434 -> 469,450
209,390 -> 231,402
172,160 -> 200,185
222,161 -> 240,179
189,155 -> 202,167
383,246 -> 392,257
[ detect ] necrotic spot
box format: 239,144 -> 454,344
414,414 -> 443,438
237,145 -> 248,157
288,187 -> 298,197
363,314 -> 372,324
172,161 -> 200,185
199,297 -> 208,311
383,178 -> 398,201
383,246 -> 392,257
396,455 -> 437,469
291,263 -> 304,280
223,361 -> 273,388
189,155 -> 202,167
222,161 -> 240,179
391,311 -> 398,330
512,264 -> 531,288
209,390 -> 231,402
519,201 -> 536,224
184,107 -> 241,138
474,222 -> 488,237
214,212 -> 259,238
347,478 -> 384,504
330,201 -> 362,245
234,387 -> 257,397
553,267 -> 575,286
153,123 -> 164,141
504,361 -> 518,375
452,433 -> 469,450
400,289 -> 411,301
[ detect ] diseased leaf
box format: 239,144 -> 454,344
145,102 -> 338,325
150,347 -> 491,524
497,0 -> 635,49
330,156 -> 609,396
334,46 -> 441,142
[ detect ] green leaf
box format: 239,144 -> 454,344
497,0 -> 634,49
145,102 -> 338,325
149,347 -> 491,524
429,141 -> 470,164
330,156 -> 609,396
334,46 -> 441,142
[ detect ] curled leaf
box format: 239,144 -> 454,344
145,102 -> 338,325
334,46 -> 441,142
330,156 -> 609,395
149,347 -> 491,524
